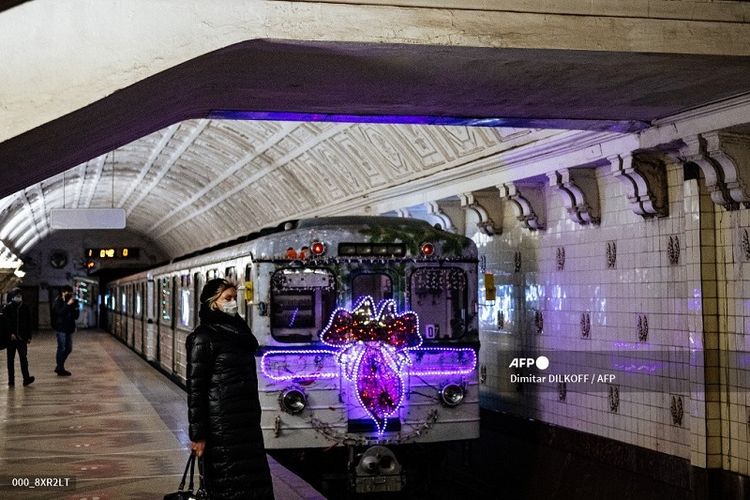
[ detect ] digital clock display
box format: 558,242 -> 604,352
85,248 -> 140,259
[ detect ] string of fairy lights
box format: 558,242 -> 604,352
261,296 -> 477,436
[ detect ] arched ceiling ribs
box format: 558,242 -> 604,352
5,219 -> 27,243
18,235 -> 40,256
37,184 -> 51,235
14,226 -> 38,250
124,120 -> 208,216
82,155 -> 107,208
117,124 -> 179,209
20,189 -> 42,241
147,121 -> 299,233
0,207 -> 27,240
72,163 -> 86,209
154,123 -> 351,239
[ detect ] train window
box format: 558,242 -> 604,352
180,289 -> 192,328
225,266 -> 237,281
135,287 -> 142,318
161,278 -> 172,323
273,291 -> 315,328
352,273 -> 393,305
270,268 -> 336,342
122,288 -> 128,315
207,269 -> 218,280
409,268 -> 468,340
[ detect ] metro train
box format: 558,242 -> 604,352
105,216 -> 480,493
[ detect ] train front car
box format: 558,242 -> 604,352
252,216 -> 480,493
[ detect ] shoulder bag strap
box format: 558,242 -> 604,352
196,454 -> 208,497
178,452 -> 195,492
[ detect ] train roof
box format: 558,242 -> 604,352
296,216 -> 434,230
108,216 -> 476,286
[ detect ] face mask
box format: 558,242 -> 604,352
221,300 -> 238,316
12,296 -> 22,304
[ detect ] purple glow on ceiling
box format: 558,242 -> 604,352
210,110 -> 532,128
208,110 -> 648,132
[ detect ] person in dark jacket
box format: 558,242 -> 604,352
3,288 -> 34,386
51,285 -> 79,376
187,278 -> 274,499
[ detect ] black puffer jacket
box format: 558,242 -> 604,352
1,302 -> 32,341
186,307 -> 274,500
51,297 -> 79,334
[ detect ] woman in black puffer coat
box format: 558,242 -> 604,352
186,278 -> 274,499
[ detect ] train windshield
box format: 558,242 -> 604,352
270,268 -> 336,343
351,273 -> 393,304
409,267 -> 468,340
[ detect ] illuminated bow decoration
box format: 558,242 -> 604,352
321,296 -> 421,434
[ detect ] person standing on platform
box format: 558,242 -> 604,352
51,285 -> 79,376
2,288 -> 35,387
186,278 -> 274,499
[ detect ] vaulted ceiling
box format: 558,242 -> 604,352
3,3 -> 750,266
0,120 -> 558,259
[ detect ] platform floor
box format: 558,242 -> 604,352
0,329 -> 325,500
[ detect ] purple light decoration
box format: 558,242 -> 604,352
320,296 -> 421,435
258,296 -> 479,437
261,350 -> 338,382
288,307 -> 299,327
409,347 -> 477,376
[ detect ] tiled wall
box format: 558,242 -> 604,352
469,161 -> 749,470
712,204 -> 750,475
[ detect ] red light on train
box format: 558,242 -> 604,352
286,247 -> 298,259
311,241 -> 326,256
420,242 -> 435,256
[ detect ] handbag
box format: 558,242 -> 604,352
164,451 -> 209,500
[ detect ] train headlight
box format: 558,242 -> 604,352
439,383 -> 465,407
279,388 -> 307,415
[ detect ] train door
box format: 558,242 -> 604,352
158,277 -> 175,374
123,286 -> 130,346
243,263 -> 252,327
194,272 -> 204,326
170,275 -> 177,376
146,278 -> 156,361
128,284 -> 134,348
137,282 -> 145,354
156,279 -> 162,363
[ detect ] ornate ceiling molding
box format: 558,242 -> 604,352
547,167 -> 600,225
499,182 -> 545,231
458,192 -> 499,236
609,153 -> 668,218
679,131 -> 750,209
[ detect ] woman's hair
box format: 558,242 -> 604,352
200,278 -> 238,311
